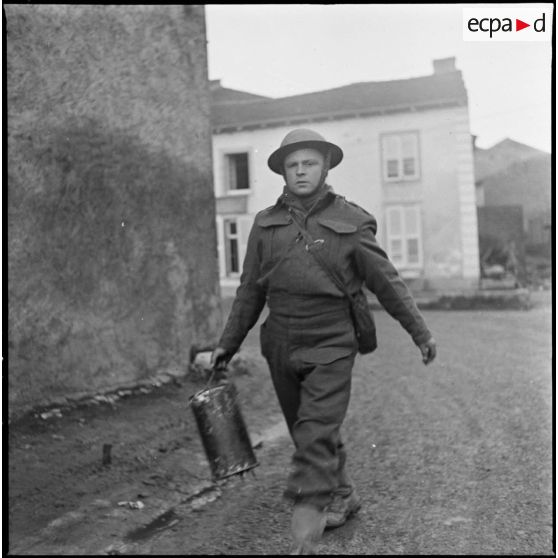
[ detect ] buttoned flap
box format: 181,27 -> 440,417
318,218 -> 357,235
293,346 -> 355,365
258,212 -> 292,228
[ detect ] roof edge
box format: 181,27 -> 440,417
213,97 -> 467,134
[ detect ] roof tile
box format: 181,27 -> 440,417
212,70 -> 467,131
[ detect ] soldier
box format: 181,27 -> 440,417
211,128 -> 436,554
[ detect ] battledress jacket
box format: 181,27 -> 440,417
218,186 -> 432,358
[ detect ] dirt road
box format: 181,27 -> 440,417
8,294 -> 554,555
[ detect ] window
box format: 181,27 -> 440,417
226,152 -> 250,191
221,216 -> 253,277
385,205 -> 423,268
381,132 -> 420,182
224,219 -> 240,275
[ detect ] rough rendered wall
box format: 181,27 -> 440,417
482,155 -> 551,229
7,5 -> 222,416
477,205 -> 525,263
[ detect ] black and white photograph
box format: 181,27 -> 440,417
6,4 -> 553,555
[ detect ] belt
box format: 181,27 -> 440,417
267,292 -> 350,321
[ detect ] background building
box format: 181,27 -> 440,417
211,57 -> 480,294
474,138 -> 551,286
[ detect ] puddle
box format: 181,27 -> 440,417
252,419 -> 289,447
124,508 -> 180,542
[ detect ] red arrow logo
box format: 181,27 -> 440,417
516,19 -> 530,31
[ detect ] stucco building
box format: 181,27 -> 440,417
211,57 -> 480,293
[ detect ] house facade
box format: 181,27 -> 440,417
211,58 -> 480,293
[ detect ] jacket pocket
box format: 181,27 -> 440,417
317,219 -> 357,235
316,219 -> 356,272
258,217 -> 294,266
295,346 -> 355,365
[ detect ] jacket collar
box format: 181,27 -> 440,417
259,185 -> 338,228
276,184 -> 336,216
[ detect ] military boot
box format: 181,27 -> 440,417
325,489 -> 361,529
290,503 -> 326,555
326,453 -> 361,529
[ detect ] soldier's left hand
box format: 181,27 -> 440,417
419,337 -> 437,365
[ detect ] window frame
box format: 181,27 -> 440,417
223,218 -> 241,276
224,151 -> 251,194
380,131 -> 421,183
385,204 -> 423,270
219,215 -> 254,279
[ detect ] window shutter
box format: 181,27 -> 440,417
402,157 -> 415,176
386,205 -> 422,268
404,206 -> 418,235
386,207 -> 404,264
382,136 -> 401,180
388,206 -> 402,235
407,238 -> 419,264
387,159 -> 400,178
227,156 -> 237,190
381,133 -> 419,181
401,134 -> 418,178
404,206 -> 422,266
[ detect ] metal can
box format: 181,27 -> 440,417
189,380 -> 259,480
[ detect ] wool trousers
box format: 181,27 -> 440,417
260,295 -> 357,510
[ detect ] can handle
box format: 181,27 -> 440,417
206,364 -> 227,387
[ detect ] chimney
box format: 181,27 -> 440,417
433,57 -> 456,74
209,79 -> 222,91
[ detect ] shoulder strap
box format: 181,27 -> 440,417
288,209 -> 352,299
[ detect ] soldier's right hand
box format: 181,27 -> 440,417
419,337 -> 437,365
210,346 -> 231,371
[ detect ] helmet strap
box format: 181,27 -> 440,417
318,149 -> 331,187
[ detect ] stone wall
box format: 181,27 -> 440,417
7,5 -> 222,416
477,205 -> 526,279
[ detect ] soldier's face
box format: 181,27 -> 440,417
284,148 -> 326,197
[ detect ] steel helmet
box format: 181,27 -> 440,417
267,128 -> 344,175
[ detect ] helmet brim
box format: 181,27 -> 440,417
267,140 -> 344,175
